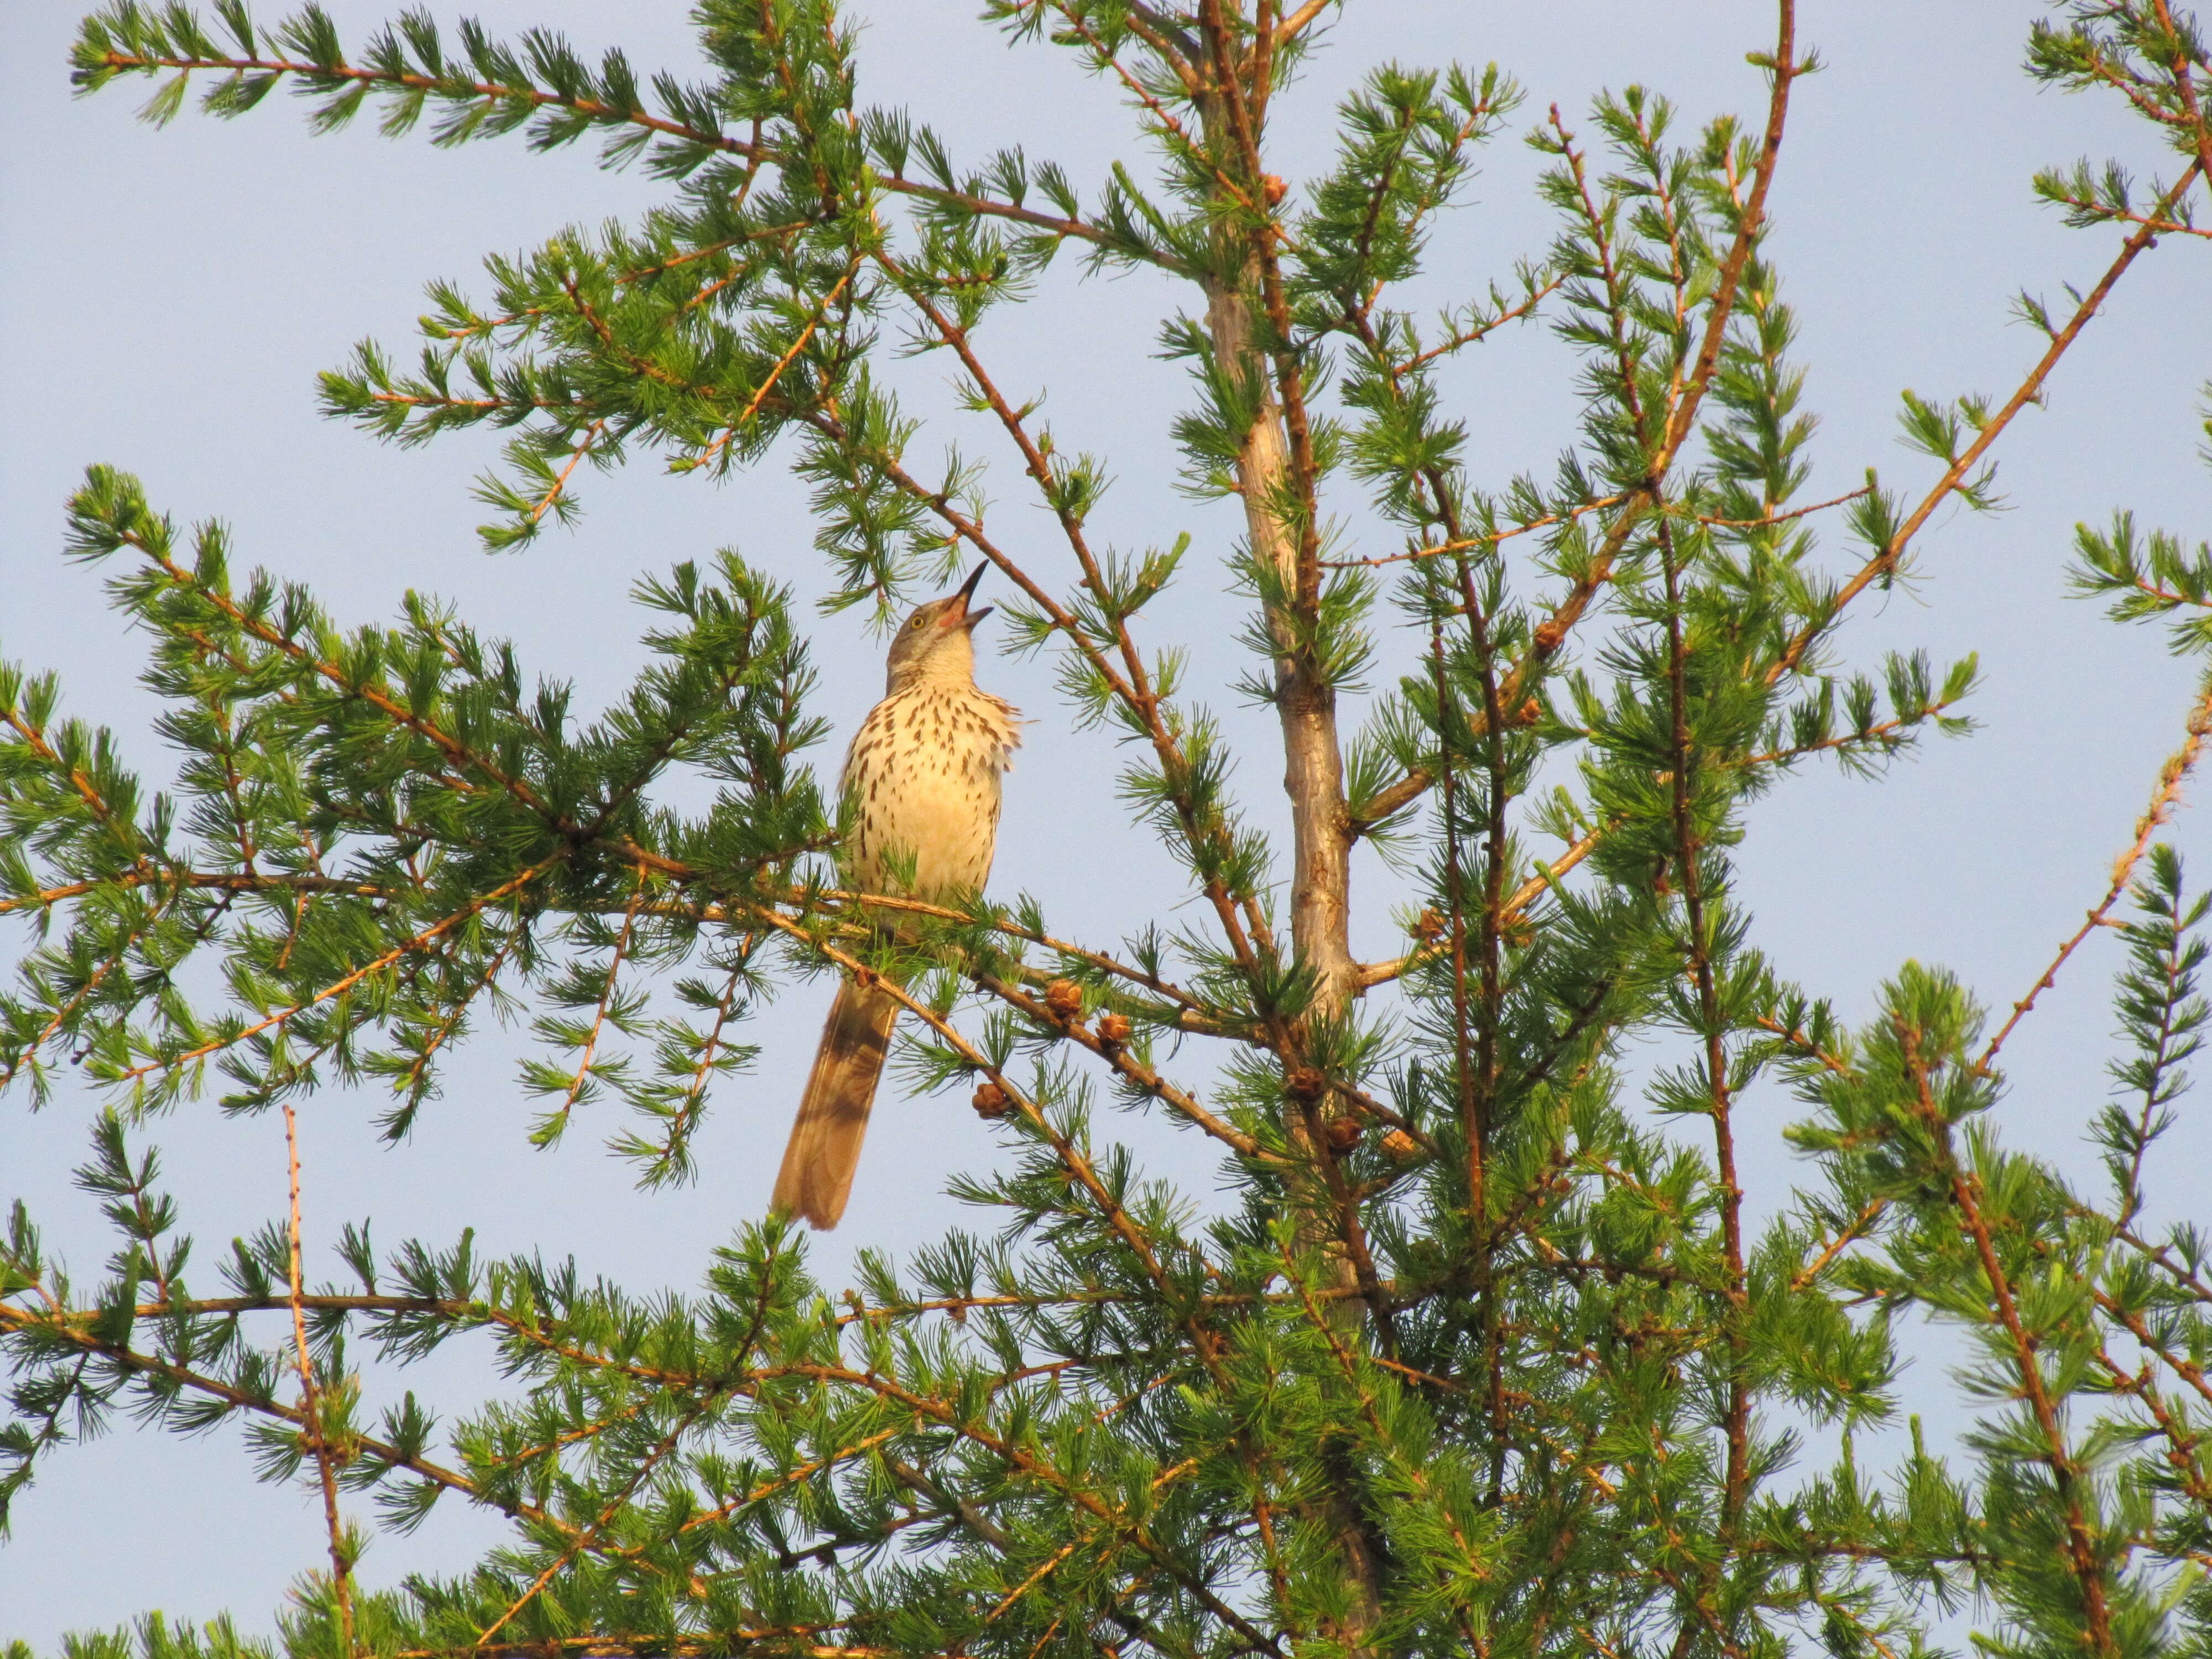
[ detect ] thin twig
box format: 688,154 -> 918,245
526,419 -> 607,524
1322,493 -> 1626,571
88,48 -> 1185,271
109,857 -> 563,1086
1775,160 -> 2205,684
1355,816 -> 1617,990
1976,672 -> 2212,1072
282,1099 -> 356,1651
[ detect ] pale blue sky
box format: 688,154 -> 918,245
4,0 -> 2210,1644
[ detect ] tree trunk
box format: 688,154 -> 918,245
1198,28 -> 1383,1645
1202,281 -> 1359,1010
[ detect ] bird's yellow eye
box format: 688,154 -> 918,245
907,616 -> 925,630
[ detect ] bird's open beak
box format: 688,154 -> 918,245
948,563 -> 992,630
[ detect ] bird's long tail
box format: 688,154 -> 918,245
773,978 -> 902,1230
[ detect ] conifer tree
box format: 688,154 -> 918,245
8,3 -> 2212,1656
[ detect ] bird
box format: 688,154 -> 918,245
772,565 -> 1022,1229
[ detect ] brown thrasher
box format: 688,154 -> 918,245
771,566 -> 1021,1229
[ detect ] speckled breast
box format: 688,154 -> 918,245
841,685 -> 1022,900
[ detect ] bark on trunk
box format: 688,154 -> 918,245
1201,280 -> 1358,1011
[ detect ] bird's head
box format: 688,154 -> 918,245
883,565 -> 993,691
